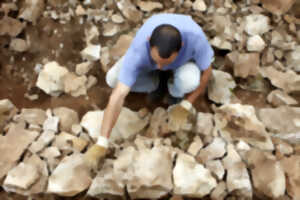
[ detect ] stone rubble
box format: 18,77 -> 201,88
1,0 -> 300,199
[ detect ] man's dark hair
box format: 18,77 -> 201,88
149,24 -> 182,59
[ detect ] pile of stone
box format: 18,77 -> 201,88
2,98 -> 300,199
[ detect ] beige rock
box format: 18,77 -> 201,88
80,44 -> 101,61
0,3 -> 18,15
287,46 -> 300,72
71,124 -> 82,136
53,107 -> 79,133
85,25 -> 99,45
223,144 -> 252,199
116,0 -> 143,23
9,38 -> 28,52
0,99 -> 17,130
244,14 -> 270,36
137,1 -> 163,12
111,13 -> 124,24
43,110 -> 59,132
47,154 -> 92,196
0,123 -> 39,179
40,146 -> 61,159
88,159 -> 125,198
110,34 -> 133,59
259,106 -> 300,134
206,160 -> 225,180
75,62 -> 92,76
261,0 -> 296,15
80,110 -> 103,140
36,62 -> 69,96
267,90 -> 298,106
0,16 -> 25,37
227,51 -> 260,78
4,162 -> 39,190
187,136 -> 203,156
208,70 -> 237,104
18,108 -> 47,126
86,75 -> 98,89
197,137 -> 226,163
53,132 -> 88,153
261,67 -> 300,93
210,182 -> 227,200
249,149 -> 286,198
214,104 -> 274,150
63,73 -> 87,97
102,22 -> 120,37
192,0 -> 207,11
280,156 -> 300,199
18,0 -> 44,24
273,139 -> 294,156
247,35 -> 266,52
145,107 -> 168,137
29,130 -> 55,154
75,5 -> 86,16
194,112 -> 214,136
210,36 -> 232,50
100,47 -> 111,72
173,153 -> 217,198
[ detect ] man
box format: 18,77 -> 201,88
84,13 -> 214,168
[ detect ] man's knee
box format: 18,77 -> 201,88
176,62 -> 200,91
105,57 -> 123,88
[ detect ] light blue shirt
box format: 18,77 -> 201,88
119,13 -> 214,87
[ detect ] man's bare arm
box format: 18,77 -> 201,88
186,66 -> 212,104
101,81 -> 130,138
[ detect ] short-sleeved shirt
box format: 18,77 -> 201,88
118,13 -> 214,87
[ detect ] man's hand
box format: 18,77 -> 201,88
84,136 -> 108,170
168,100 -> 196,132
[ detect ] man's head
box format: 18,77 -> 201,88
149,24 -> 182,69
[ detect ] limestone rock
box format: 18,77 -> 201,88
261,0 -> 296,15
214,104 -> 274,150
86,75 -> 98,89
173,153 -> 217,198
0,16 -> 25,37
247,35 -> 266,52
197,137 -> 226,163
100,47 -> 111,72
80,44 -> 101,61
210,182 -> 227,200
40,146 -> 61,159
223,144 -> 252,199
137,1 -> 163,12
145,107 -> 168,137
29,130 -> 55,154
53,107 -> 79,132
0,99 -> 17,130
205,160 -> 225,180
267,90 -> 298,106
9,38 -> 28,52
280,156 -> 300,199
53,132 -> 88,153
194,112 -> 214,136
116,0 -> 143,23
192,0 -> 207,11
244,14 -> 270,36
260,67 -> 300,93
248,149 -> 286,198
0,123 -> 39,179
63,73 -> 87,97
210,36 -> 232,50
286,46 -> 300,72
47,154 -> 92,196
208,70 -> 237,104
4,162 -> 39,190
110,34 -> 133,59
259,106 -> 300,134
36,62 -> 69,96
18,0 -> 45,24
227,51 -> 260,78
43,110 -> 59,132
187,136 -> 203,156
75,62 -> 92,76
87,160 -> 125,198
80,110 -> 103,140
111,13 -> 124,24
17,108 -> 47,125
102,22 -> 120,37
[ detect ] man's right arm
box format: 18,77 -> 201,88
101,81 -> 130,138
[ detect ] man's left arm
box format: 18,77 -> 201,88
186,66 -> 212,104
